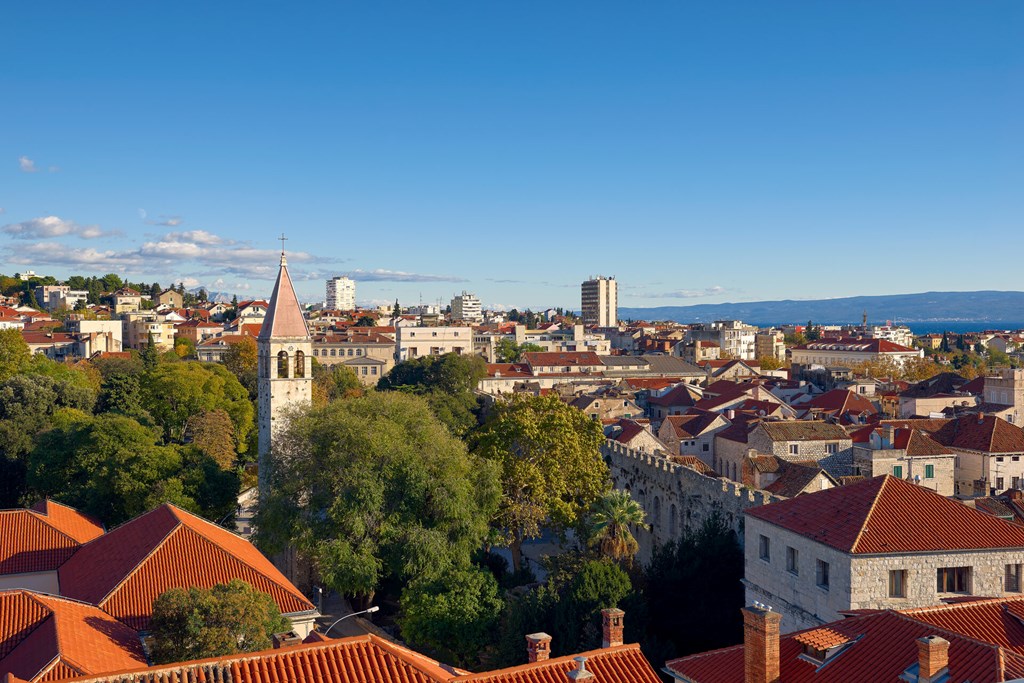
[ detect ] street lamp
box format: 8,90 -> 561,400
323,606 -> 380,636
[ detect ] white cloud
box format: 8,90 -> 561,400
342,268 -> 468,283
642,286 -> 728,299
163,229 -> 228,245
18,156 -> 38,173
7,242 -> 144,269
2,216 -> 113,240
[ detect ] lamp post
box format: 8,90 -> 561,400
323,606 -> 380,636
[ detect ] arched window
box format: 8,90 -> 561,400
294,350 -> 305,378
277,350 -> 289,378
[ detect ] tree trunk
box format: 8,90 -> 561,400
510,535 -> 523,573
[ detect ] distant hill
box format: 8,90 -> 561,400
618,291 -> 1024,327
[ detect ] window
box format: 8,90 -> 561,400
371,367 -> 378,375
759,535 -> 771,562
277,351 -> 289,378
893,465 -> 903,479
331,349 -> 336,356
1015,477 -> 1022,490
997,477 -> 1005,491
1015,456 -> 1021,462
703,443 -> 710,452
826,443 -> 838,454
294,350 -> 305,378
925,464 -> 935,479
816,560 -> 830,590
937,566 -> 971,594
997,456 -> 1005,462
786,546 -> 799,575
1007,564 -> 1022,593
789,444 -> 800,456
889,570 -> 907,598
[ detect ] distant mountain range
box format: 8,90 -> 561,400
619,291 -> 1024,328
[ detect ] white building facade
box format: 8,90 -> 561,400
450,291 -> 483,322
325,276 -> 356,311
581,276 -> 618,328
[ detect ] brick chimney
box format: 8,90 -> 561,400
272,631 -> 302,649
742,605 -> 782,683
916,635 -> 949,682
601,608 -> 624,648
526,633 -> 552,663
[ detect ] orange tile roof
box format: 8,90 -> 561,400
60,634 -> 463,683
0,502 -> 103,576
747,475 -> 1024,554
0,591 -> 146,683
666,608 -> 1006,683
452,644 -> 660,683
792,627 -> 852,651
58,504 -> 314,630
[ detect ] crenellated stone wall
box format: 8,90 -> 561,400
602,440 -> 784,564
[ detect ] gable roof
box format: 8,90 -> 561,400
763,463 -> 838,498
746,475 -> 1024,554
648,383 -> 700,408
662,410 -> 723,438
930,414 -> 1024,454
665,607 -> 1012,683
798,389 -> 877,420
58,504 -> 314,630
0,501 -> 103,576
757,421 -> 849,443
454,644 -> 660,683
0,590 -> 146,683
894,428 -> 953,457
258,255 -> 309,340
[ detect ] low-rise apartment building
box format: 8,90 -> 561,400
395,325 -> 474,362
790,337 -> 923,368
744,475 -> 1024,633
852,426 -> 956,496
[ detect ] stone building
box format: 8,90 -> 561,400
311,331 -> 395,385
657,409 -> 729,464
716,420 -> 853,482
744,475 -> 1024,633
394,325 -> 474,362
852,426 -> 956,496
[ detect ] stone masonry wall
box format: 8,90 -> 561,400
603,440 -> 783,565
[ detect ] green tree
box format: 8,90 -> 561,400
185,409 -> 238,469
472,393 -> 608,571
141,332 -> 160,370
223,336 -> 258,399
632,515 -> 744,663
256,391 -> 500,601
174,337 -> 197,359
378,353 -> 487,436
355,315 -> 376,327
312,362 -> 363,405
0,328 -> 30,382
27,411 -> 192,524
586,490 -> 646,566
495,339 -> 544,363
393,299 -> 401,318
149,579 -> 289,664
399,566 -> 504,668
143,362 -> 254,448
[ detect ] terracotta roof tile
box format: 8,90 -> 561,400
58,504 -> 313,631
747,475 -> 1024,554
0,502 -> 102,576
792,627 -> 852,651
666,608 -> 1002,683
0,591 -> 146,683
930,415 -> 1024,454
454,644 -> 660,683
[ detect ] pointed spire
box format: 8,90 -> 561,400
259,242 -> 309,340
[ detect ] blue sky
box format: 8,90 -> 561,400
2,2 -> 1021,310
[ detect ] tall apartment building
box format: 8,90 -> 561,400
325,276 -> 356,311
581,276 -> 617,328
450,291 -> 482,322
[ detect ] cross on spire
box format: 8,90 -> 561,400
278,233 -> 288,266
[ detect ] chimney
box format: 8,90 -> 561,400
742,604 -> 781,683
601,608 -> 624,648
272,631 -> 302,649
526,633 -> 552,663
566,656 -> 594,682
916,635 -> 949,682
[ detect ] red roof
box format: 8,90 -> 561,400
258,257 -> 309,340
58,504 -> 314,630
746,475 -> 1024,554
662,410 -> 722,438
794,337 -> 916,353
0,501 -> 103,576
648,384 -> 699,408
666,607 -> 1011,683
798,389 -> 877,422
930,415 -> 1024,454
455,644 -> 660,683
0,590 -> 146,683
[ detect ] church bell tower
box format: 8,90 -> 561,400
257,241 -> 313,496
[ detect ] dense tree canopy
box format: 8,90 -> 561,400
256,391 -> 501,599
149,580 -> 289,664
143,361 -> 253,450
472,393 -> 608,570
377,353 -> 487,436
0,329 -> 30,382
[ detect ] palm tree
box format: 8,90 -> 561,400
587,490 -> 647,565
